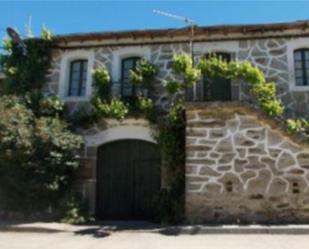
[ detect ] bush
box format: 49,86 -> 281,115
69,103 -> 95,127
60,193 -> 94,224
0,95 -> 83,213
287,119 -> 309,140
93,97 -> 129,120
130,59 -> 158,89
169,53 -> 201,89
2,32 -> 53,94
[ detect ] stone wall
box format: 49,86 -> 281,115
186,102 -> 309,224
45,44 -> 188,114
237,38 -> 309,118
46,37 -> 309,118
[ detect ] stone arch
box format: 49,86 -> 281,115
84,119 -> 156,148
77,118 -> 157,213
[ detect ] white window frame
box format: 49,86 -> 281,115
58,50 -> 94,101
287,38 -> 309,91
193,41 -> 239,57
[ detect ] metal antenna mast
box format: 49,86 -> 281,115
153,9 -> 195,60
25,15 -> 33,37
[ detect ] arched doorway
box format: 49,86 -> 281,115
96,139 -> 161,220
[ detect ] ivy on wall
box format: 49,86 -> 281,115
166,53 -> 284,117
154,102 -> 185,223
72,59 -> 158,124
130,58 -> 159,90
2,30 -> 53,94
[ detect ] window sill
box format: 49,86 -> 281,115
290,86 -> 309,92
62,96 -> 90,102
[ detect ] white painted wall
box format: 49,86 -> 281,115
58,49 -> 95,101
84,119 -> 156,147
286,37 -> 309,91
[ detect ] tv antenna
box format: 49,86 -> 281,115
6,27 -> 27,55
25,15 -> 33,37
153,9 -> 195,60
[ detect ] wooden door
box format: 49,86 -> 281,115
96,140 -> 161,220
203,52 -> 232,101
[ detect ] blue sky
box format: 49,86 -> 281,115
0,1 -> 309,38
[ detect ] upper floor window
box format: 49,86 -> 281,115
121,57 -> 141,100
68,59 -> 88,97
294,49 -> 309,86
203,52 -> 231,101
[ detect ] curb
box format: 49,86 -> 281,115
159,225 -> 309,235
0,223 -> 100,234
2,223 -> 309,235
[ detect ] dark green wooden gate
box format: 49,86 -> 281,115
96,139 -> 161,220
203,52 -> 232,101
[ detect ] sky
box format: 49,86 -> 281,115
0,1 -> 309,39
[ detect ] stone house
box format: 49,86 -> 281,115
45,20 -> 309,223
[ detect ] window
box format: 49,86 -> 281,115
121,57 -> 141,100
294,49 -> 309,86
203,52 -> 231,101
68,59 -> 88,97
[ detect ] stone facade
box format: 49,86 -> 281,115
237,39 -> 309,118
186,102 -> 309,224
45,44 -> 188,113
46,37 -> 309,118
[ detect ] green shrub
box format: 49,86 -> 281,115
165,80 -> 181,95
130,59 -> 158,89
168,53 -> 201,89
93,98 -> 129,120
0,95 -> 83,213
132,95 -> 157,122
69,103 -> 95,127
287,119 -> 309,139
2,29 -> 53,94
60,194 -> 94,224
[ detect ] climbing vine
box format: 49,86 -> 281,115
197,56 -> 284,117
2,30 -> 53,94
92,66 -> 111,101
287,119 -> 309,141
165,53 -> 201,95
130,58 -> 158,89
155,101 -> 185,223
165,53 -> 284,117
73,59 -> 159,123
